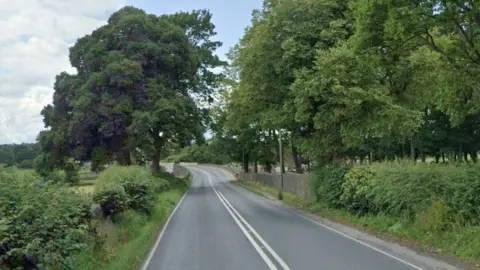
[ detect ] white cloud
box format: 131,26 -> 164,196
0,0 -> 126,144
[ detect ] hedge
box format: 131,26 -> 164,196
312,161 -> 480,228
0,169 -> 95,269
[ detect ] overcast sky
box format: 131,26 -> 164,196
0,0 -> 261,144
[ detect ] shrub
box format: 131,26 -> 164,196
416,200 -> 451,231
44,169 -> 67,183
17,159 -> 33,169
340,166 -> 376,215
311,163 -> 351,206
0,170 -> 95,269
93,183 -> 129,221
64,160 -> 80,184
370,162 -> 480,225
95,166 -> 166,216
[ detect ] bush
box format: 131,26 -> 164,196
95,166 -> 166,216
17,159 -> 33,169
93,183 -> 129,221
0,170 -> 95,269
340,166 -> 377,215
370,162 -> 480,225
311,163 -> 351,206
44,169 -> 67,183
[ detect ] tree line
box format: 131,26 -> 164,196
35,6 -> 223,175
0,144 -> 39,168
208,0 -> 480,172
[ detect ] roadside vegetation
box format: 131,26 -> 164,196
202,0 -> 480,265
0,165 -> 189,270
1,5 -> 216,270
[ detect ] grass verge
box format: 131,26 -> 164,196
71,178 -> 190,270
233,180 -> 480,268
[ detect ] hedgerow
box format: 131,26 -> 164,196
93,166 -> 169,217
0,165 -> 177,269
0,169 -> 95,269
313,161 -> 480,227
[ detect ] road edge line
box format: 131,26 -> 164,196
191,167 -> 279,270
216,191 -> 291,270
232,182 -> 425,270
140,188 -> 189,270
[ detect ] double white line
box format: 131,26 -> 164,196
196,168 -> 291,270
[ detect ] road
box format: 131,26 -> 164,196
143,166 -> 457,270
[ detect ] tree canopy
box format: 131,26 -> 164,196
38,6 -> 223,174
214,0 -> 480,170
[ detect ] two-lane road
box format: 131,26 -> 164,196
143,166 -> 457,270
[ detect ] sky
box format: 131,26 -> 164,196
0,0 -> 261,144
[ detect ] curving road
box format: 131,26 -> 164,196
142,166 -> 458,270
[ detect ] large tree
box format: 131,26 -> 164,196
38,6 -> 223,174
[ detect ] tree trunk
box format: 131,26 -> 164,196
410,139 -> 416,164
150,130 -> 163,175
274,134 -> 280,163
253,160 -> 258,173
442,153 -> 445,163
243,150 -> 249,173
420,149 -> 426,162
401,142 -> 406,159
116,148 -> 131,166
292,145 -> 302,174
464,151 -> 469,163
471,150 -> 478,163
151,153 -> 161,175
264,163 -> 272,173
435,154 -> 440,163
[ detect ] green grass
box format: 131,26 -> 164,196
71,179 -> 190,269
234,180 -> 480,266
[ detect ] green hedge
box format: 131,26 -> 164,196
93,166 -> 169,217
0,169 -> 95,269
0,165 -> 175,269
312,162 -> 480,228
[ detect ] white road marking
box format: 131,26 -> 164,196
216,191 -> 291,270
141,189 -> 189,270
207,166 -> 426,270
274,203 -> 425,270
191,167 -> 290,270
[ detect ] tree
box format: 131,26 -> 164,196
38,6 -> 223,174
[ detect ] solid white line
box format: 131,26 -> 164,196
232,185 -> 425,270
217,191 -> 291,270
141,189 -> 189,270
214,183 -> 278,270
190,167 -> 279,270
201,167 -> 290,270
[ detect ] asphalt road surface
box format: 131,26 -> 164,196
143,166 -> 457,270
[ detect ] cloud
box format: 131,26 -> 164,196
0,0 -> 126,144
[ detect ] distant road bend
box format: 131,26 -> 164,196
142,166 -> 458,270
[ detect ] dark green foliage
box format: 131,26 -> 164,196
340,166 -> 377,215
313,162 -> 480,227
17,159 -> 33,169
0,170 -> 94,269
93,183 -> 129,220
370,163 -> 480,226
38,6 -> 223,176
94,166 -> 165,216
164,142 -> 231,165
311,163 -> 351,206
0,144 -> 40,167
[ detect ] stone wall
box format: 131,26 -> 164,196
238,172 -> 311,200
